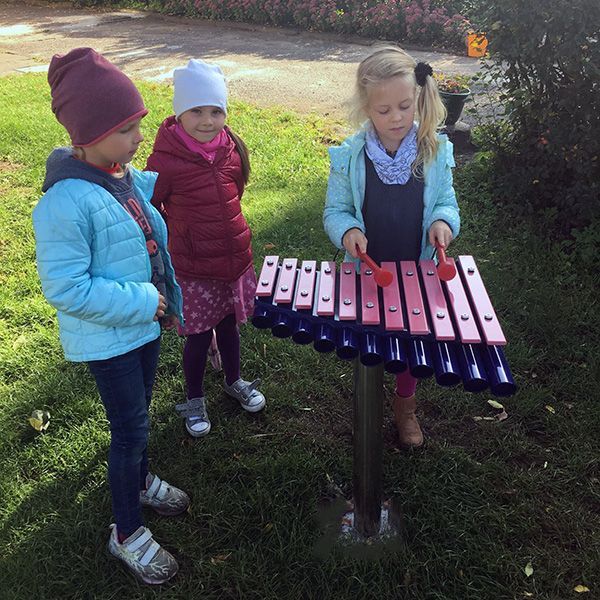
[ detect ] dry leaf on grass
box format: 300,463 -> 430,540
487,400 -> 504,410
28,409 -> 50,432
210,553 -> 232,565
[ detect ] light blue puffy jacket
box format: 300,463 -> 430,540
33,164 -> 183,362
323,129 -> 460,264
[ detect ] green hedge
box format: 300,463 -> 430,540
475,0 -> 599,236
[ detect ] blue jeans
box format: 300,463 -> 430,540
87,337 -> 160,538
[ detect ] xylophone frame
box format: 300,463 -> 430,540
252,255 -> 516,541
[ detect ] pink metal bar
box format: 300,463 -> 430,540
256,255 -> 279,297
457,256 -> 507,346
316,261 -> 336,316
380,262 -> 405,331
294,260 -> 317,310
360,262 -> 380,326
273,258 -> 298,304
400,261 -> 429,335
444,257 -> 482,344
338,262 -> 357,321
419,259 -> 455,341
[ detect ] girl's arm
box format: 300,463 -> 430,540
33,193 -> 159,327
323,146 -> 364,250
425,138 -> 461,240
145,152 -> 171,212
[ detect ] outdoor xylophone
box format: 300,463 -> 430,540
252,255 -> 517,397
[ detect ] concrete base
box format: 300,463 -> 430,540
340,500 -> 403,544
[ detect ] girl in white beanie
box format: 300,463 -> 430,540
147,59 -> 265,438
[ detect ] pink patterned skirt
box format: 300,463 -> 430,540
176,267 -> 257,336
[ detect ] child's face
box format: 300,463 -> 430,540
179,106 -> 226,143
365,76 -> 416,152
82,117 -> 144,168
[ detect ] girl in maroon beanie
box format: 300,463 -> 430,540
34,47 -> 188,585
147,59 -> 266,438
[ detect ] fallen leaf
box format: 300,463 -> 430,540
210,553 -> 232,565
264,243 -> 276,250
487,400 -> 504,410
545,405 -> 555,414
574,585 -> 590,593
28,409 -> 50,432
264,523 -> 273,532
12,334 -> 28,350
524,562 -> 534,577
496,410 -> 509,422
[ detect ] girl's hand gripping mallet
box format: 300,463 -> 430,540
355,245 -> 393,287
435,241 -> 457,281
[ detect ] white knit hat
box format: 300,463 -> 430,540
173,59 -> 228,118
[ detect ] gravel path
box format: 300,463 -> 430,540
1,1 -> 485,119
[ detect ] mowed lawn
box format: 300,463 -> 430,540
0,74 -> 598,599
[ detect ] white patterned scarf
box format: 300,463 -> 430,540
365,123 -> 418,185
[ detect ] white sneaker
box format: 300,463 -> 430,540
175,397 -> 211,437
107,524 -> 178,585
223,378 -> 266,413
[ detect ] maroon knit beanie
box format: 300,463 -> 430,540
48,47 -> 148,147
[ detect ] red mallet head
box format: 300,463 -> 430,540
356,245 -> 393,287
436,243 -> 457,281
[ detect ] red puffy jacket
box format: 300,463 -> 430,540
146,116 -> 252,281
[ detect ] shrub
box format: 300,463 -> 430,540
72,0 -> 469,49
404,0 -> 470,48
474,0 -> 600,234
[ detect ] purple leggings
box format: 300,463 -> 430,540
183,314 -> 241,399
395,369 -> 418,398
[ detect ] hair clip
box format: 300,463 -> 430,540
414,62 -> 433,87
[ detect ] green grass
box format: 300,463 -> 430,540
0,74 -> 598,599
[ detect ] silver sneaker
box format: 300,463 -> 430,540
140,473 -> 190,516
223,378 -> 266,413
175,397 -> 211,437
108,524 -> 178,585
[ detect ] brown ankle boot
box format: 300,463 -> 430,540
392,394 -> 424,448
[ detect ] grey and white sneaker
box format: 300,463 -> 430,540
175,397 -> 211,437
108,524 -> 178,585
140,473 -> 190,516
223,378 -> 266,413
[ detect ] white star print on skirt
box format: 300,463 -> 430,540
176,267 -> 257,335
